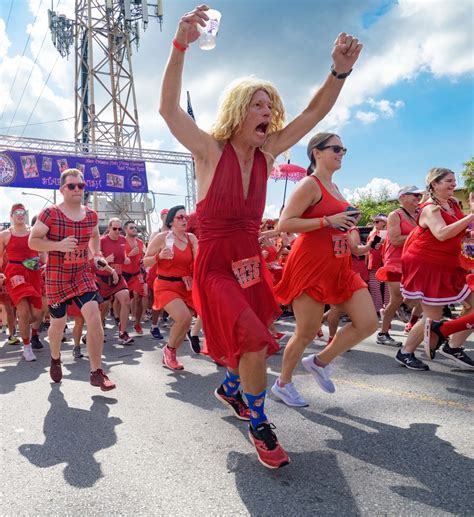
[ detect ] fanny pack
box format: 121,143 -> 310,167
10,257 -> 41,271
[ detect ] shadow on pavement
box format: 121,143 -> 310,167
227,449 -> 360,516
299,406 -> 472,514
19,387 -> 121,488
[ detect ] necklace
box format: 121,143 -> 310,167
172,232 -> 188,245
432,196 -> 455,217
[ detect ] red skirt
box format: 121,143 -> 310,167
124,272 -> 146,297
5,264 -> 42,309
401,251 -> 469,305
376,266 -> 402,283
96,274 -> 128,301
153,278 -> 194,311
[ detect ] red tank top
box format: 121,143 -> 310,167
122,238 -> 144,274
156,234 -> 193,277
383,208 -> 416,271
100,235 -> 127,275
403,200 -> 465,268
5,233 -> 36,262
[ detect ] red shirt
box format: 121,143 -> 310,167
100,235 -> 127,275
122,238 -> 144,274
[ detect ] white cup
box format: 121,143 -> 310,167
379,230 -> 387,240
198,9 -> 222,50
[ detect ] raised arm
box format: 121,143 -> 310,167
264,33 -> 362,158
420,199 -> 474,242
159,5 -> 214,159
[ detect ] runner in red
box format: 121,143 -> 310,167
0,263 -> 20,346
144,205 -> 198,370
273,133 -> 378,407
122,220 -> 147,335
0,204 -> 44,361
29,168 -> 115,390
396,168 -> 474,371
160,4 -> 362,469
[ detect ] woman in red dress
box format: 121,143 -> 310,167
396,168 -> 474,370
144,206 -> 198,371
273,133 -> 378,407
160,4 -> 362,469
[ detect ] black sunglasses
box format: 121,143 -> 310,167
318,145 -> 347,154
65,183 -> 85,191
111,227 -> 122,231
408,193 -> 422,198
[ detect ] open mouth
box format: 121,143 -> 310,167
256,122 -> 269,135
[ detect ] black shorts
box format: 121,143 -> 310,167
48,291 -> 102,319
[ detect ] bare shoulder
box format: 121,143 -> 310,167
0,229 -> 11,244
188,232 -> 198,245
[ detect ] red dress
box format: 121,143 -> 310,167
96,235 -> 129,300
153,234 -> 194,311
122,238 -> 146,296
275,177 -> 366,305
193,143 -> 280,369
38,205 -> 98,305
401,200 -> 469,305
5,233 -> 42,309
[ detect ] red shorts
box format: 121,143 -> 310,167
124,272 -> 146,297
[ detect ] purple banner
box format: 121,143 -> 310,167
0,149 -> 148,193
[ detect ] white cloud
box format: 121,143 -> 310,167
343,178 -> 401,203
355,111 -> 379,124
263,204 -> 280,219
367,98 -> 404,117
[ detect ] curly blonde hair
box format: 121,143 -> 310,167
211,77 -> 285,141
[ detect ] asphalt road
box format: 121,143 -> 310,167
0,316 -> 472,516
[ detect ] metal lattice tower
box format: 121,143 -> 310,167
49,0 -> 167,235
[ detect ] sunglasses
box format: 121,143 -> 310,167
65,183 -> 86,191
111,227 -> 122,231
318,145 -> 347,154
128,226 -> 136,230
408,193 -> 422,198
12,209 -> 27,216
174,215 -> 188,221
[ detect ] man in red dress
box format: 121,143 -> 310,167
160,5 -> 362,468
29,168 -> 115,390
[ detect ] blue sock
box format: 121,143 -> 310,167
221,370 -> 241,396
244,390 -> 267,430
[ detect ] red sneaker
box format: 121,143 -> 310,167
134,323 -> 143,335
317,329 -> 324,339
214,385 -> 250,420
162,345 -> 184,370
404,322 -> 414,334
50,356 -> 62,383
90,369 -> 116,391
248,423 -> 290,469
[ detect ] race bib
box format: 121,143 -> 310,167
182,276 -> 193,291
332,235 -> 351,258
232,256 -> 261,289
10,275 -> 26,288
64,246 -> 88,265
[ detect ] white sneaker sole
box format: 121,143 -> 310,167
302,358 -> 335,394
248,430 -> 290,470
439,349 -> 474,369
270,384 -> 308,407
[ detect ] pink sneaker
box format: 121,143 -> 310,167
162,345 -> 184,370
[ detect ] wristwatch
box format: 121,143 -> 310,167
330,64 -> 352,79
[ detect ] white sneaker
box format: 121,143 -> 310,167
23,345 -> 37,362
271,380 -> 308,407
301,354 -> 335,393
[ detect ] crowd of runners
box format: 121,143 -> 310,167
1,5 -> 473,470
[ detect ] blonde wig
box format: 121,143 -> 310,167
211,77 -> 285,141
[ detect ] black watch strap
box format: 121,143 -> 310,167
330,64 -> 352,79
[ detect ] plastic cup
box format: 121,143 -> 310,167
379,230 -> 387,240
198,9 -> 222,50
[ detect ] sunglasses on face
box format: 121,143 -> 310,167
318,145 -> 347,155
12,209 -> 26,216
111,227 -> 122,231
128,226 -> 136,230
65,183 -> 85,191
174,215 -> 188,221
408,193 -> 422,199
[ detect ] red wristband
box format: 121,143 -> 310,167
172,39 -> 188,52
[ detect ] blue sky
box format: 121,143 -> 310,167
0,0 -> 473,227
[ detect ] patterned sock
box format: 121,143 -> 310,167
221,370 -> 241,396
244,390 -> 267,430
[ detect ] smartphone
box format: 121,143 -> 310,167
337,206 -> 361,231
371,235 -> 382,249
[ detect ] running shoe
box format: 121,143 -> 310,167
395,350 -> 429,371
404,322 -> 414,334
376,332 -> 402,347
162,345 -> 184,370
73,346 -> 84,359
119,331 -> 134,345
50,356 -> 62,382
439,344 -> 474,369
271,380 -> 308,407
31,334 -> 44,350
22,345 -> 37,362
114,316 -> 120,327
214,385 -> 251,420
81,335 -> 87,345
187,331 -> 201,353
423,318 -> 446,360
90,369 -> 116,391
150,326 -> 163,340
248,423 -> 290,469
7,335 -> 20,345
134,323 -> 144,335
301,354 -> 335,393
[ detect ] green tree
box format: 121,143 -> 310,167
352,191 -> 399,226
461,157 -> 474,192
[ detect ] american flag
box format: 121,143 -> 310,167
186,91 -> 196,121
